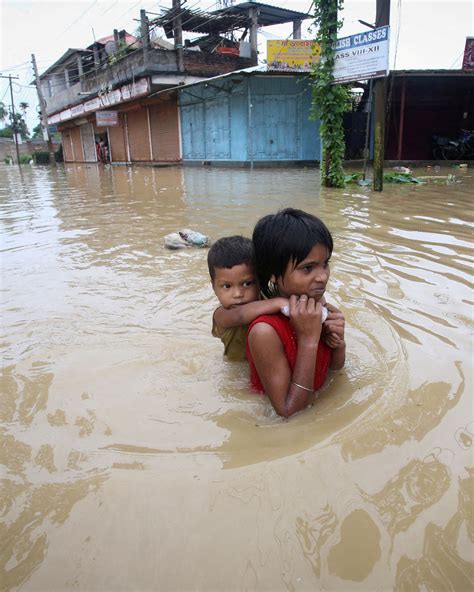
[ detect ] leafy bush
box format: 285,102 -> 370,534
19,154 -> 33,164
34,151 -> 50,164
55,144 -> 64,162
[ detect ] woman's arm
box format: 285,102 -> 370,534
248,296 -> 323,418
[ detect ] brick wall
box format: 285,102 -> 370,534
183,53 -> 254,77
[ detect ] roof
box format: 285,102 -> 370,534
153,1 -> 310,37
391,69 -> 474,77
153,6 -> 249,37
213,2 -> 311,26
39,48 -> 92,79
149,65 -> 310,98
95,33 -> 137,46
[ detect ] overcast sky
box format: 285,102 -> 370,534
1,0 -> 472,131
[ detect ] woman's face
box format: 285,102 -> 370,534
276,243 -> 331,300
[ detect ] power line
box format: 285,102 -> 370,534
57,0 -> 100,39
392,0 -> 402,69
448,49 -> 465,69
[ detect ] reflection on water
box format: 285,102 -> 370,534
1,163 -> 473,590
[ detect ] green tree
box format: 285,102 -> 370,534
32,123 -> 43,139
0,100 -> 30,140
0,101 -> 7,122
311,0 -> 349,188
0,102 -> 13,138
0,126 -> 14,138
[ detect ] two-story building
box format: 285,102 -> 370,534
41,2 -> 311,165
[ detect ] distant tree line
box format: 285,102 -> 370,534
0,101 -> 43,140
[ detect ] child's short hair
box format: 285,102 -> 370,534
207,235 -> 255,281
253,208 -> 333,297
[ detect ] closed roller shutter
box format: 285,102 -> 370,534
62,130 -> 74,162
149,101 -> 180,161
127,108 -> 151,161
80,123 -> 97,162
108,113 -> 127,162
71,127 -> 84,162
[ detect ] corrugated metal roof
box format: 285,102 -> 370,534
153,1 -> 311,37
214,2 -> 311,26
392,69 -> 473,77
39,48 -> 93,79
149,65 -> 310,98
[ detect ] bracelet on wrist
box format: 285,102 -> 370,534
291,381 -> 314,393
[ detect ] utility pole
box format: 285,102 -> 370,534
249,5 -> 259,64
172,0 -> 184,72
0,73 -> 21,166
31,54 -> 56,164
140,9 -> 150,61
373,0 -> 390,191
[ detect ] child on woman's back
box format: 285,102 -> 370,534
208,236 -> 289,361
248,208 -> 346,417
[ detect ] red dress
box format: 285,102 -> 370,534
246,313 -> 332,394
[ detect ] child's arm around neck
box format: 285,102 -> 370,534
213,297 -> 289,332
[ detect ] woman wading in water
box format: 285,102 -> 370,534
247,208 -> 346,418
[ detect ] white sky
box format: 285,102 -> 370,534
1,0 -> 473,131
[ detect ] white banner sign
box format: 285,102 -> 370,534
333,26 -> 390,83
48,77 -> 150,125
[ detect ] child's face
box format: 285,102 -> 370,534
212,264 -> 259,309
276,243 -> 330,300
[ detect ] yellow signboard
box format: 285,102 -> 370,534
267,40 -> 321,71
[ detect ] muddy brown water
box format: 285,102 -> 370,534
1,163 -> 473,591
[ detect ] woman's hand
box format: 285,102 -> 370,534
289,294 -> 323,346
322,303 -> 345,345
322,303 -> 346,369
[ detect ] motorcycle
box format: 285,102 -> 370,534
432,129 -> 474,160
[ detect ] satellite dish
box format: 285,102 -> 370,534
105,41 -> 116,55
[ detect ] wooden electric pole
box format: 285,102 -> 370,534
31,54 -> 56,164
373,0 -> 390,191
0,73 -> 21,166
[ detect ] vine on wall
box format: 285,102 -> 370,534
310,0 -> 350,188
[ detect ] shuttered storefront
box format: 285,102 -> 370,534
181,103 -> 206,160
61,129 -> 75,162
127,108 -> 151,162
251,95 -> 300,160
62,127 -> 84,162
149,100 -> 180,162
204,97 -> 231,160
108,113 -> 128,162
80,123 -> 97,162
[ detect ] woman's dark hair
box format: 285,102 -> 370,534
207,235 -> 255,281
252,208 -> 333,297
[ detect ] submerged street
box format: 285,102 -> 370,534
1,163 -> 473,590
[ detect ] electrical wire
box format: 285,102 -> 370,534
448,49 -> 465,69
41,1 -> 233,89
40,0 -> 246,90
57,0 -> 100,39
38,0 -> 307,91
0,60 -> 31,71
392,0 -> 402,70
1,86 -> 10,102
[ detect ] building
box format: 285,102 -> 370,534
175,66 -> 321,164
385,69 -> 474,160
40,2 -> 311,165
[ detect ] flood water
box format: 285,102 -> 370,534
1,162 -> 473,591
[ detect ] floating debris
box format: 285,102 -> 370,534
164,228 -> 211,250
